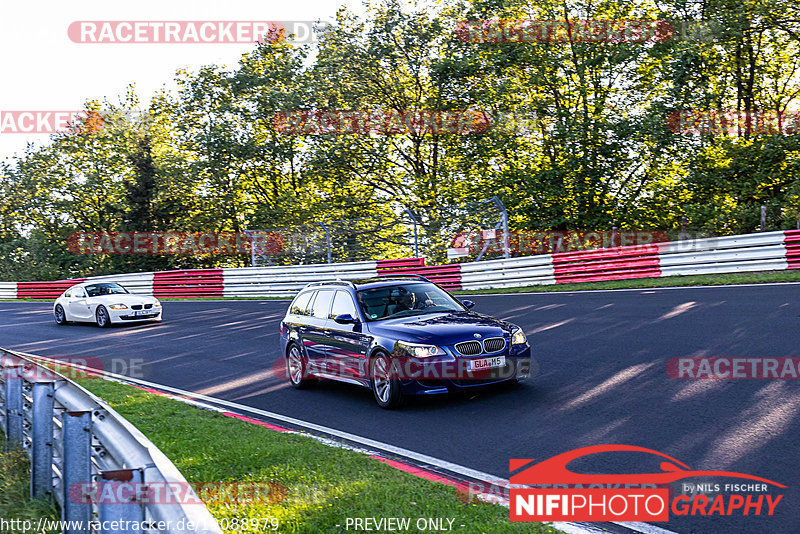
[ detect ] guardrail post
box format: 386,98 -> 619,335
761,205 -> 767,231
4,365 -> 23,451
62,411 -> 92,533
405,209 -> 420,258
98,469 -> 145,534
319,222 -> 332,264
31,381 -> 54,499
490,196 -> 510,259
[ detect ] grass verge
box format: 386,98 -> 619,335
41,369 -> 558,534
0,439 -> 60,532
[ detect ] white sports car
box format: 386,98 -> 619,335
53,282 -> 162,327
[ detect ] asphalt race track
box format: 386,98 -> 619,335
2,284 -> 799,534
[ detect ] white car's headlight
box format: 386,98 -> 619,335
152,301 -> 161,308
511,328 -> 527,345
109,304 -> 128,310
396,341 -> 445,359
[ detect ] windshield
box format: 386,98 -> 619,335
85,283 -> 129,297
356,282 -> 464,321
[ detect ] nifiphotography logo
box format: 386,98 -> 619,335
509,445 -> 785,522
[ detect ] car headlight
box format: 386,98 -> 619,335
396,341 -> 445,359
511,328 -> 527,345
152,301 -> 161,308
109,304 -> 128,310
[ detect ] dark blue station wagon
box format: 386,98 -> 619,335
279,277 -> 535,408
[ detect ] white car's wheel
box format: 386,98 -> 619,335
95,305 -> 111,328
54,304 -> 68,325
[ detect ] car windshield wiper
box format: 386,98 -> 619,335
385,307 -> 458,319
384,309 -> 430,319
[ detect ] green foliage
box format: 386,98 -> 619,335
3,0 -> 800,279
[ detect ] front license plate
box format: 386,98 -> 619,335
132,310 -> 149,316
467,355 -> 506,371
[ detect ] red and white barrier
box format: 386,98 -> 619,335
552,244 -> 661,284
377,258 -> 461,289
461,229 -> 795,288
0,282 -> 18,299
16,278 -> 86,299
87,272 -> 155,295
460,255 -> 554,290
153,269 -> 224,298
4,230 -> 800,299
222,261 -> 378,298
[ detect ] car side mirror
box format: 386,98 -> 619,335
461,300 -> 475,309
333,313 -> 358,324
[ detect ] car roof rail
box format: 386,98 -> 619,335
303,279 -> 357,289
355,274 -> 432,283
389,274 -> 431,282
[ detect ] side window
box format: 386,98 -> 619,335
311,290 -> 335,319
74,287 -> 86,298
289,291 -> 313,316
330,291 -> 357,319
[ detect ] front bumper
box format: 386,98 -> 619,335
109,309 -> 162,323
397,344 -> 536,395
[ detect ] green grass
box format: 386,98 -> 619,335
0,442 -> 60,533
53,373 -> 557,534
454,269 -> 800,295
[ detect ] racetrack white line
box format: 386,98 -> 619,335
467,280 -> 800,297
15,350 -> 680,534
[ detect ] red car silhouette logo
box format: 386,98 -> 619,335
510,444 -> 785,487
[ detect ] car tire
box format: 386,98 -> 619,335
95,305 -> 111,328
370,352 -> 404,409
54,304 -> 68,325
287,344 -> 315,389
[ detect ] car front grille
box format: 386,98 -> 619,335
455,338 -> 507,356
131,305 -> 142,310
455,341 -> 482,356
483,337 -> 506,353
144,303 -> 153,309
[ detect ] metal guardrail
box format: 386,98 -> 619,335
222,260 -> 379,298
460,230 -> 794,289
0,349 -> 222,534
0,281 -> 16,299
3,230 -> 799,298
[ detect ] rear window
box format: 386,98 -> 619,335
289,291 -> 314,316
